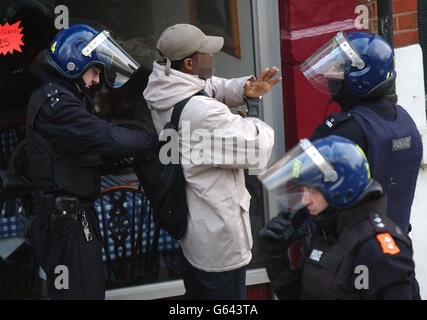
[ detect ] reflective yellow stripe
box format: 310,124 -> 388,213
293,159 -> 302,178
51,41 -> 57,54
356,145 -> 371,178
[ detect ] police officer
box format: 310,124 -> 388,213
301,31 -> 422,234
258,136 -> 420,299
26,24 -> 157,299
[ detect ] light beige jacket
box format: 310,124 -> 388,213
143,62 -> 274,272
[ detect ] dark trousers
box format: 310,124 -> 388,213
179,252 -> 247,300
30,207 -> 105,300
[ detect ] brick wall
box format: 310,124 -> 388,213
357,0 -> 418,48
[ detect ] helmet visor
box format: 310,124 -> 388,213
258,139 -> 338,212
300,32 -> 365,94
82,31 -> 140,88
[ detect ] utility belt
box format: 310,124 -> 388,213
34,192 -> 95,242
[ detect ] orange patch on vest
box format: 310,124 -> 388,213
376,233 -> 400,255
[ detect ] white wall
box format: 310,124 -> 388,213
395,44 -> 427,299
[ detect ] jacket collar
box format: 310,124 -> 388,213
335,194 -> 388,235
143,61 -> 206,112
42,71 -> 82,98
349,97 -> 396,120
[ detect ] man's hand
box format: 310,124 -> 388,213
258,207 -> 309,256
244,67 -> 282,98
259,211 -> 294,256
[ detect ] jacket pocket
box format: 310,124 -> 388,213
239,190 -> 251,213
239,193 -> 253,251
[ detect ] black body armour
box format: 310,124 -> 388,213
300,196 -> 412,299
26,83 -> 101,199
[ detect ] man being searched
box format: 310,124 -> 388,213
143,23 -> 281,299
26,24 -> 157,299
302,31 -> 422,234
258,135 -> 420,300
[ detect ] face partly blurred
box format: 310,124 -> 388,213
192,52 -> 214,79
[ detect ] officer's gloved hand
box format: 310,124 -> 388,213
258,206 -> 310,256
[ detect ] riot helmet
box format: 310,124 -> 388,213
259,135 -> 382,213
43,24 -> 140,88
300,31 -> 396,99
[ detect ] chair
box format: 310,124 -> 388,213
96,185 -> 160,289
0,130 -> 41,298
0,122 -> 27,218
0,139 -> 30,219
7,138 -> 29,180
0,120 -> 26,171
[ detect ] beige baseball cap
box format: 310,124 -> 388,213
157,24 -> 224,61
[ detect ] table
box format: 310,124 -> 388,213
0,175 -> 180,260
0,204 -> 25,238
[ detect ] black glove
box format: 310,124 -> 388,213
258,206 -> 310,256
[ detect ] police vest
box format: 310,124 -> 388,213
26,82 -> 101,199
300,197 -> 412,300
350,104 -> 422,233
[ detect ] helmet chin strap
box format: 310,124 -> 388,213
76,78 -> 96,114
323,97 -> 334,121
325,78 -> 362,114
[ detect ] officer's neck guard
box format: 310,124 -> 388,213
334,179 -> 383,211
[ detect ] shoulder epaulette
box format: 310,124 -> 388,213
376,233 -> 400,255
43,83 -> 61,108
370,212 -> 401,255
322,112 -> 353,130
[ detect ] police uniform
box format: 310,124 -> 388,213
26,73 -> 157,299
265,195 -> 420,300
310,98 -> 423,233
301,195 -> 419,299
